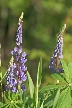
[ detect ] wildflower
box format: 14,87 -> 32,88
6,57 -> 17,92
49,24 -> 66,73
6,12 -> 27,92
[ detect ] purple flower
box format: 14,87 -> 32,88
11,50 -> 15,55
22,52 -> 26,57
12,86 -> 17,93
49,24 -> 66,73
14,47 -> 18,52
21,74 -> 27,81
21,64 -> 27,71
13,63 -> 16,69
10,78 -> 17,86
20,56 -> 27,63
6,12 -> 27,92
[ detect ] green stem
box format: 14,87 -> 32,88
36,75 -> 38,108
0,43 -> 3,102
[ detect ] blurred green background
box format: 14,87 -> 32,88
0,0 -> 72,90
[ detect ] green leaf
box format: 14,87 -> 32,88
43,92 -> 56,107
39,85 -> 62,93
51,73 -> 67,83
9,103 -> 14,108
37,56 -> 42,87
12,91 -> 21,101
2,104 -> 10,108
0,102 -> 3,107
8,90 -> 12,101
61,59 -> 70,83
13,103 -> 20,108
3,91 -> 10,103
56,87 -> 71,108
22,92 -> 29,107
68,62 -> 72,83
40,101 -> 44,108
27,71 -> 34,98
36,57 -> 42,108
53,88 -> 60,108
33,89 -> 36,107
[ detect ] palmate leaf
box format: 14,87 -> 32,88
27,71 -> 34,99
51,73 -> 67,83
61,59 -> 70,83
39,85 -> 62,93
56,87 -> 71,108
53,88 -> 60,108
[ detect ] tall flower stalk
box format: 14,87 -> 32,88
6,12 -> 27,92
49,24 -> 66,73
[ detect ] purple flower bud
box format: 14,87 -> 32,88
21,84 -> 26,91
53,34 -> 63,59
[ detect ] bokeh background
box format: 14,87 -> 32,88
0,0 -> 72,90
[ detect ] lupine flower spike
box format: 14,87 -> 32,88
6,12 -> 27,92
49,24 -> 66,73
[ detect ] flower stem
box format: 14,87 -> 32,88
0,43 -> 3,102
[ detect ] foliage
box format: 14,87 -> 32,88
0,55 -> 72,107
